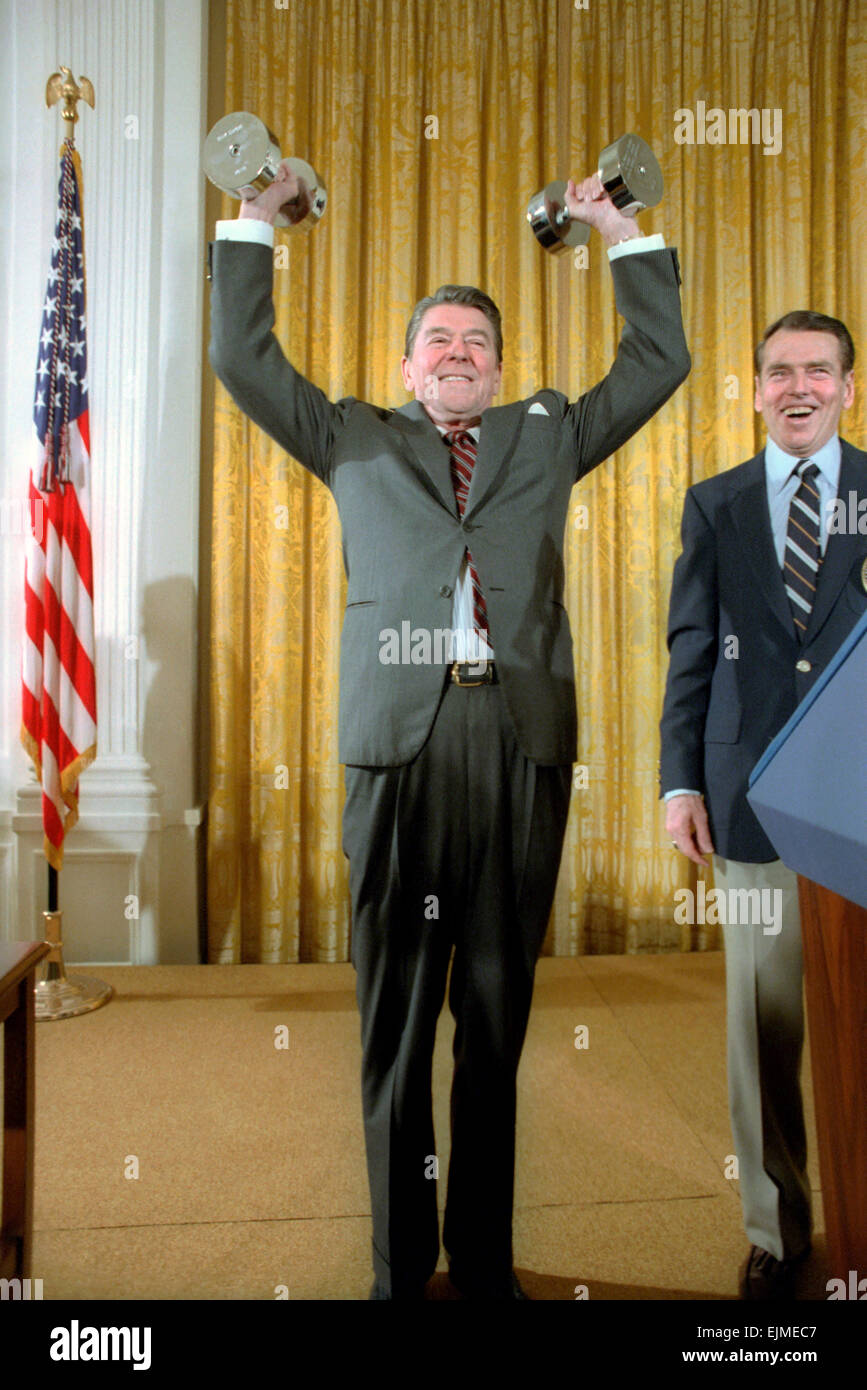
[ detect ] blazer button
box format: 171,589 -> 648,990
439,584 -> 453,598
796,658 -> 812,673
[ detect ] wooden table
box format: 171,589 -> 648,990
0,941 -> 50,1280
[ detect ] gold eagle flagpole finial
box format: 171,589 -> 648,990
46,66 -> 95,141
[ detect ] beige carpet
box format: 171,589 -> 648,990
29,952 -> 829,1300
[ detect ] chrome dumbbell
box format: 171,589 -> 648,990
203,111 -> 327,230
527,134 -> 662,252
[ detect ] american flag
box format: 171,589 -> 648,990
21,140 -> 97,869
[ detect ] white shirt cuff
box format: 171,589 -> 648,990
607,232 -> 665,261
215,218 -> 275,248
664,788 -> 702,801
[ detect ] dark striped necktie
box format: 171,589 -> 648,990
444,430 -> 488,636
783,460 -> 822,641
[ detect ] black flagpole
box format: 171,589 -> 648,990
34,71 -> 110,1018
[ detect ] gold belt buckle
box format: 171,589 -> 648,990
451,660 -> 489,687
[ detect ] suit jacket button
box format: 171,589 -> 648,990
796,658 -> 812,673
439,584 -> 453,598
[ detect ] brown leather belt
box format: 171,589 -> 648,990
449,661 -> 498,687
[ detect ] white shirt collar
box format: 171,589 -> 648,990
765,434 -> 841,496
435,422 -> 481,442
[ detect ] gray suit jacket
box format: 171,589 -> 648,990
659,441 -> 867,859
209,240 -> 690,766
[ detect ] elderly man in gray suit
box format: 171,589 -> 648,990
209,161 -> 690,1299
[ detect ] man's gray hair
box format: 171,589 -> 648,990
405,285 -> 503,362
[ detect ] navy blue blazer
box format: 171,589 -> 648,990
659,439 -> 867,861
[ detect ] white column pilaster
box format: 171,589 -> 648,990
1,0 -> 208,962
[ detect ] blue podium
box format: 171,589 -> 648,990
747,609 -> 867,906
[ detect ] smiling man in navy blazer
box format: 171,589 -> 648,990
660,311 -> 867,1300
210,161 -> 690,1299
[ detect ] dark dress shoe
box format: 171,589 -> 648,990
739,1245 -> 803,1300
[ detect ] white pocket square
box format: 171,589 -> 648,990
527,402 -> 549,415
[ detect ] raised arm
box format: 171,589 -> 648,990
208,161 -> 348,484
557,172 -> 690,478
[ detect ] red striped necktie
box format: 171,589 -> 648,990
444,429 -> 488,637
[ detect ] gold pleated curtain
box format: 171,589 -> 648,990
206,0 -> 866,963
